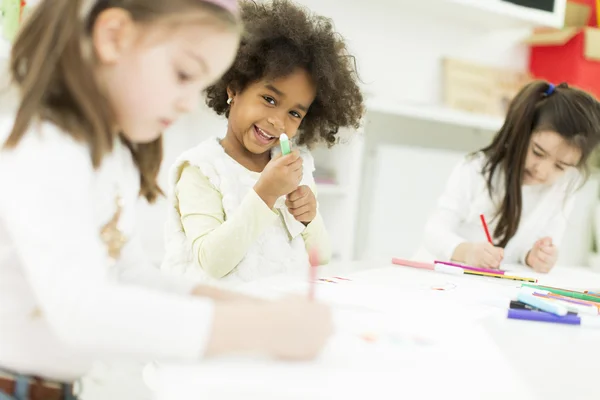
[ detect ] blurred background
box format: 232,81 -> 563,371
3,0 -> 600,269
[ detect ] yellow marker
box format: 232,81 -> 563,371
463,270 -> 537,283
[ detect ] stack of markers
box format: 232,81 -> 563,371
507,285 -> 600,328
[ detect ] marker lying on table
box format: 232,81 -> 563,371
532,293 -> 598,316
392,258 -> 536,281
522,284 -> 600,304
507,309 -> 600,328
509,300 -> 577,315
521,287 -> 600,315
517,291 -> 568,316
434,260 -> 505,275
279,133 -> 291,155
392,258 -> 464,275
461,269 -> 537,283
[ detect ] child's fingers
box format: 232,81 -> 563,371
484,247 -> 503,262
287,185 -> 309,202
289,160 -> 303,173
481,252 -> 500,269
539,245 -> 555,256
286,196 -> 308,209
282,151 -> 301,165
536,250 -> 551,264
289,204 -> 311,217
542,237 -> 553,247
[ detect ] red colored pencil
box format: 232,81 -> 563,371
480,214 -> 493,244
308,248 -> 319,301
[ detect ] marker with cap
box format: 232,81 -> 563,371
517,291 -> 568,316
522,284 -> 600,304
508,309 -> 600,328
533,293 -> 598,316
434,260 -> 505,275
279,133 -> 291,155
520,287 -> 599,315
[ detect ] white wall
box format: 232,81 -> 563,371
2,0 -> 596,266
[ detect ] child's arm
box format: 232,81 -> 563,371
0,138 -> 216,361
301,213 -> 331,264
521,192 -> 576,271
115,230 -> 261,301
298,186 -> 331,265
423,158 -> 504,267
176,164 -> 279,279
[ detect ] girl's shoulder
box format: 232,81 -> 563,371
1,118 -> 91,166
452,152 -> 487,181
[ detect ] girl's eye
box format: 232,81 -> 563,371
555,164 -> 565,171
533,150 -> 544,158
290,110 -> 302,119
263,96 -> 276,105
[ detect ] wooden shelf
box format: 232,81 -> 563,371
366,98 -> 504,132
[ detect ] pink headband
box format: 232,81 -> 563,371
80,0 -> 239,20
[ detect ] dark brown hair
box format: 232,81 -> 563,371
480,81 -> 600,247
4,0 -> 238,202
205,0 -> 364,147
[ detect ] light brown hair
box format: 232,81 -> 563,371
480,81 -> 600,247
5,0 -> 238,202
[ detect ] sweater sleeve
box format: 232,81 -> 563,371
176,164 -> 278,279
0,126 -> 214,361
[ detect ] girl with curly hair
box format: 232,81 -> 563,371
162,0 -> 364,283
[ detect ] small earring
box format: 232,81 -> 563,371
227,98 -> 232,105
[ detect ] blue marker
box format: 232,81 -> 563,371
507,309 -> 600,328
517,291 -> 568,316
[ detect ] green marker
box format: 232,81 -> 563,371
279,133 -> 291,155
522,284 -> 600,304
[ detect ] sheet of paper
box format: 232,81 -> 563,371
153,308 -> 534,400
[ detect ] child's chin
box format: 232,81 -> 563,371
246,138 -> 274,154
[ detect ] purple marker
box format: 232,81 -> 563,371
434,260 -> 505,275
507,309 -> 600,328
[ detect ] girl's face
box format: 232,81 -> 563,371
523,130 -> 581,186
226,68 -> 317,155
93,9 -> 239,143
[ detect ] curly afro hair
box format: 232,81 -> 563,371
205,0 -> 364,147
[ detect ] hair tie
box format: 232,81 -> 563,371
544,83 -> 555,97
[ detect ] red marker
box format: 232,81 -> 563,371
308,248 -> 319,301
479,214 -> 493,244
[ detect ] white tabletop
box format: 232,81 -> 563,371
154,261 -> 600,400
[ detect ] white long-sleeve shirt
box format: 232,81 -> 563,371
420,153 -> 578,265
0,119 -> 214,381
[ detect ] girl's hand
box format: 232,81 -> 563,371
254,151 -> 303,208
285,185 -> 317,225
453,242 -> 504,269
526,237 -> 558,273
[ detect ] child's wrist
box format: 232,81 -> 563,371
253,183 -> 277,209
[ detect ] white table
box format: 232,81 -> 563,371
155,261 -> 600,400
